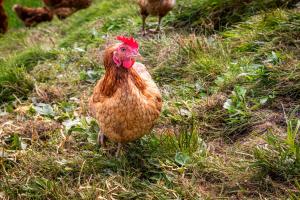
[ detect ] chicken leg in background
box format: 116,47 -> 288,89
89,36 -> 162,156
0,0 -> 8,34
13,5 -> 53,27
137,0 -> 176,35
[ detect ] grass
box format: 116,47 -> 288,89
0,64 -> 33,103
0,47 -> 57,103
170,0 -> 299,33
253,110 -> 300,181
0,0 -> 300,199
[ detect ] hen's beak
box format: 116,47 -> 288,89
131,52 -> 143,61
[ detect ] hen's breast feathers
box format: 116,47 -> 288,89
90,63 -> 161,106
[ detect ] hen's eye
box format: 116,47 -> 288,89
121,47 -> 126,52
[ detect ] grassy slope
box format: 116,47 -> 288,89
0,0 -> 300,199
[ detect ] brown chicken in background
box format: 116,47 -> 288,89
44,0 -> 91,18
137,0 -> 176,35
89,36 -> 162,156
13,0 -> 92,26
13,5 -> 53,27
43,0 -> 92,10
0,0 -> 8,34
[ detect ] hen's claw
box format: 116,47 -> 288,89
142,30 -> 147,36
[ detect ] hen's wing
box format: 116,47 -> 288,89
133,62 -> 152,81
88,77 -> 105,118
133,62 -> 162,111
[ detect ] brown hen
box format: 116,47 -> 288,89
43,0 -> 91,9
43,0 -> 91,19
89,36 -> 162,155
13,5 -> 53,27
137,0 -> 176,35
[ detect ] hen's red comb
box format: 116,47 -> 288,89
116,36 -> 139,50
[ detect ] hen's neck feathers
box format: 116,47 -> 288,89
100,47 -> 146,97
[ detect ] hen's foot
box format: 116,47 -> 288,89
97,131 -> 107,148
139,28 -> 148,36
142,30 -> 147,36
148,29 -> 159,33
115,143 -> 122,157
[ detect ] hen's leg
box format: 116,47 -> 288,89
115,143 -> 122,157
24,16 -> 37,27
97,131 -> 107,147
156,16 -> 163,32
142,15 -> 147,36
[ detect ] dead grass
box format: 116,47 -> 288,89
34,84 -> 65,103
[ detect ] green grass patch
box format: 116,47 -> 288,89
9,47 -> 58,71
0,47 -> 57,102
0,64 -> 33,103
59,0 -> 139,48
170,0 -> 299,33
253,113 -> 300,181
